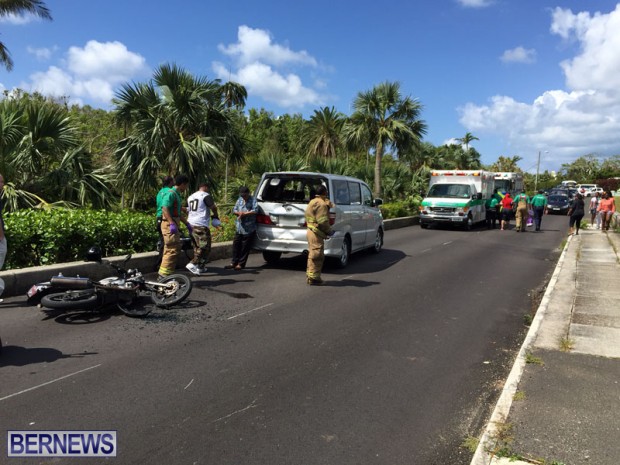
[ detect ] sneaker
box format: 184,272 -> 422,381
307,277 -> 324,285
185,263 -> 201,276
198,267 -> 208,274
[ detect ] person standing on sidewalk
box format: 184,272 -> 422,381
589,192 -> 601,229
304,185 -> 335,285
185,182 -> 220,275
159,175 -> 192,278
513,190 -> 530,232
530,189 -> 548,232
568,193 -> 585,235
597,191 -> 616,231
227,186 -> 257,271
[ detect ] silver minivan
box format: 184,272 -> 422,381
253,172 -> 384,268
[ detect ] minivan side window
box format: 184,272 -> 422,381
333,180 -> 350,205
348,181 -> 361,205
361,184 -> 372,206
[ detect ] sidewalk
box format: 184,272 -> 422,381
472,227 -> 620,465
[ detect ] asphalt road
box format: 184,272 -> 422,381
0,215 -> 568,465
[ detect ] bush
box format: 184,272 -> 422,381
3,208 -> 240,270
380,199 -> 419,219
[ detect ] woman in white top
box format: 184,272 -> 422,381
589,192 -> 601,228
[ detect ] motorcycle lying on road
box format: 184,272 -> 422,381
31,247 -> 192,317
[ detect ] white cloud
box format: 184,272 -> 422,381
0,13 -> 36,25
218,25 -> 317,68
214,25 -> 326,109
456,0 -> 493,8
27,46 -> 55,61
500,46 -> 536,64
459,5 -> 620,168
16,40 -> 149,106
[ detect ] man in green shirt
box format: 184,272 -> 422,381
530,189 -> 548,231
159,174 -> 192,277
155,176 -> 174,267
485,189 -> 500,229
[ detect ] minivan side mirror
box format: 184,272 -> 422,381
474,193 -> 482,200
373,198 -> 383,207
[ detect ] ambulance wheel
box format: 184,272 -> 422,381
464,215 -> 474,231
420,223 -> 429,229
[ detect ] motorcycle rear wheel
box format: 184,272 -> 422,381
150,274 -> 192,307
41,290 -> 99,309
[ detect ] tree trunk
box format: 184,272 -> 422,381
374,141 -> 383,198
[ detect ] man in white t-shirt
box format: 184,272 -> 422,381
186,182 -> 220,275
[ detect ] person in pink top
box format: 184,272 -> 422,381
597,191 -> 616,231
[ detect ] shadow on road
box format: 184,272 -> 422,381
0,346 -> 98,367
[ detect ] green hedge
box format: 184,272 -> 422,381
380,200 -> 419,220
3,208 -> 240,270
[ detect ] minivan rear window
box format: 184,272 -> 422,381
258,176 -> 327,203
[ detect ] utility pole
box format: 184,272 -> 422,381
535,151 -> 541,192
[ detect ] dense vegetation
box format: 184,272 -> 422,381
1,65 -> 619,269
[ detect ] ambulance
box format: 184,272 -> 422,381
419,170 -> 495,230
494,172 -> 524,197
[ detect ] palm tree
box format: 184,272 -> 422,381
220,81 -> 247,110
456,132 -> 479,152
113,63 -> 244,197
303,106 -> 345,160
0,0 -> 52,71
343,81 -> 427,198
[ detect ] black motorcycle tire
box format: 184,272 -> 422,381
41,291 -> 99,309
150,274 -> 192,307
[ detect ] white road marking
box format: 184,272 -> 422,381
0,364 -> 101,402
227,303 -> 274,320
341,275 -> 355,280
421,248 -> 432,253
443,241 -> 453,246
211,398 -> 258,424
184,379 -> 194,390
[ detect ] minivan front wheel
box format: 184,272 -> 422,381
337,236 -> 351,268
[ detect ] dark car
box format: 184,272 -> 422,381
547,194 -> 570,214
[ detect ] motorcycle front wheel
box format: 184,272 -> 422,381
41,290 -> 99,309
150,274 -> 192,308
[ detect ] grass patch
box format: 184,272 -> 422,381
513,390 -> 526,401
525,351 -> 544,366
523,313 -> 533,326
559,337 -> 574,352
460,436 -> 479,453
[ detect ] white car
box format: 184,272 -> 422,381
576,184 -> 598,197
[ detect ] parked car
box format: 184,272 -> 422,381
547,194 -> 571,214
549,188 -> 574,199
253,171 -> 384,268
576,184 -> 598,197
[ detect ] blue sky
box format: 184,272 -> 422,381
2,0 -> 620,173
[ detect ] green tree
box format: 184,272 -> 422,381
343,81 -> 427,198
456,132 -> 479,152
560,154 -> 600,182
0,0 -> 51,71
113,63 -> 244,197
490,155 -> 523,172
303,106 -> 345,160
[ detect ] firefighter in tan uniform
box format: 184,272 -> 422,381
305,185 -> 334,285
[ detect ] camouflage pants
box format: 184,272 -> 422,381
190,225 -> 212,268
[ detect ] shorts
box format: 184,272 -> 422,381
569,214 -> 584,227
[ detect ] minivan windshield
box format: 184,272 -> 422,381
258,176 -> 327,204
427,183 -> 471,198
548,195 -> 568,203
